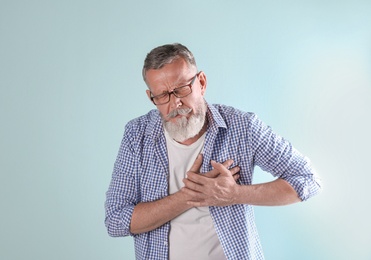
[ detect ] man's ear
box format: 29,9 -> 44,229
146,89 -> 153,103
198,71 -> 207,96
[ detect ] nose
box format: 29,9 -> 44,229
169,92 -> 182,109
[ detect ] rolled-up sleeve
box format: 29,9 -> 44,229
105,124 -> 138,237
250,114 -> 321,201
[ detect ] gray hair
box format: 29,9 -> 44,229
142,43 -> 197,82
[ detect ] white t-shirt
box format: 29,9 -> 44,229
164,130 -> 226,260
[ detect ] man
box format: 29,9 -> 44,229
105,43 -> 321,259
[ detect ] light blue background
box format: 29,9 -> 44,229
1,1 -> 370,259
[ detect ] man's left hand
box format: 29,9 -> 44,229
182,158 -> 241,207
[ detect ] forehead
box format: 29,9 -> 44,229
145,58 -> 196,91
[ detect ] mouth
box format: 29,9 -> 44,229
167,108 -> 192,119
174,113 -> 187,118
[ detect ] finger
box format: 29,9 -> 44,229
211,160 -> 233,176
221,159 -> 234,168
187,200 -> 206,207
233,173 -> 240,181
181,186 -> 201,197
203,168 -> 220,178
188,154 -> 203,173
185,171 -> 213,186
229,165 -> 241,175
211,161 -> 241,177
181,187 -> 206,203
203,159 -> 234,178
183,176 -> 205,192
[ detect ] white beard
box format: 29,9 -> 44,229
163,101 -> 207,143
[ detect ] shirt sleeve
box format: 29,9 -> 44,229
105,123 -> 138,237
249,114 -> 321,201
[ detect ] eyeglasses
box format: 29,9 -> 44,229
150,73 -> 199,105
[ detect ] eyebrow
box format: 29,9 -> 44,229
152,75 -> 195,95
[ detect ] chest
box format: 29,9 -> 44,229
137,130 -> 254,202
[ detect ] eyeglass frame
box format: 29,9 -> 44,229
149,72 -> 200,105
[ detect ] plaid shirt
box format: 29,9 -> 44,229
105,103 -> 321,260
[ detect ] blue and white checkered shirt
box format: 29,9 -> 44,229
105,103 -> 321,260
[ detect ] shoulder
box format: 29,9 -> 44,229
124,109 -> 161,137
210,103 -> 259,127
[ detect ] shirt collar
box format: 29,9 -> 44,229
205,102 -> 227,133
145,109 -> 164,141
145,101 -> 228,141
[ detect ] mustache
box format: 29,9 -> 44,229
167,108 -> 192,119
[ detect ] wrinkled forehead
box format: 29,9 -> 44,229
145,58 -> 197,88
143,57 -> 197,83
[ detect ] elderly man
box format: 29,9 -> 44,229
105,43 -> 321,260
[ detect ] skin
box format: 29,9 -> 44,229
130,58 -> 301,235
184,155 -> 301,207
130,157 -> 240,234
145,58 -> 207,145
